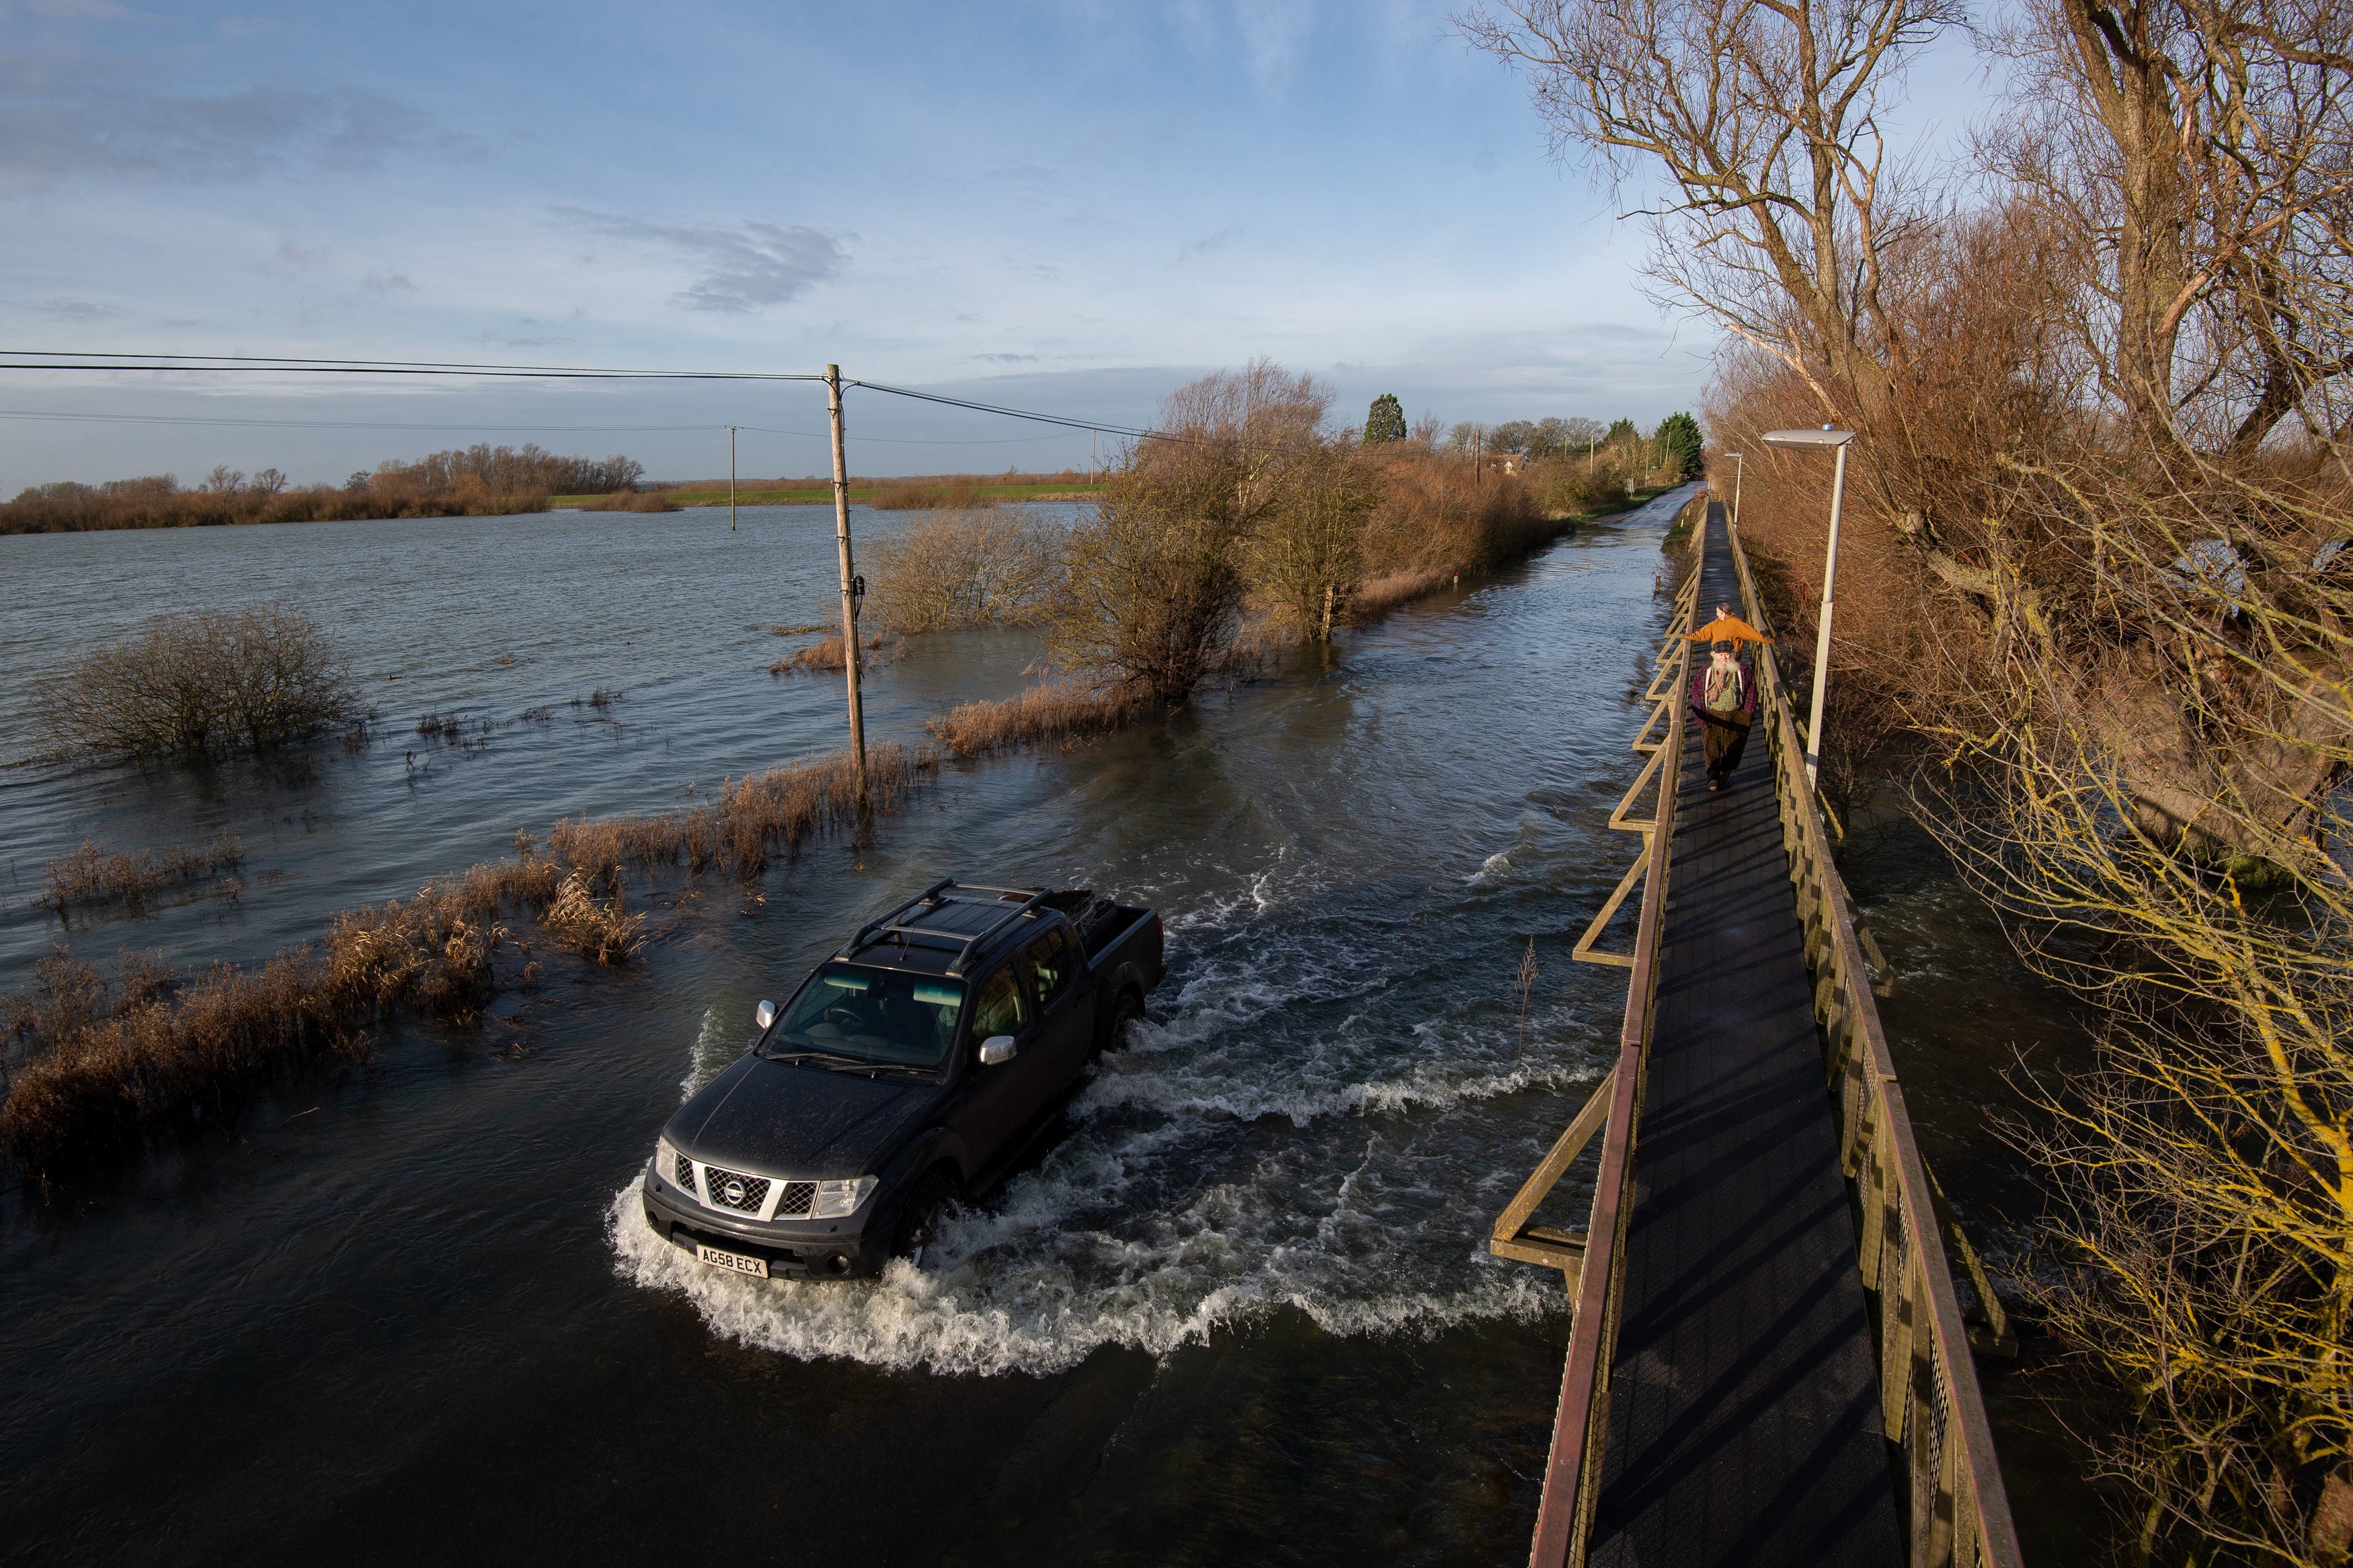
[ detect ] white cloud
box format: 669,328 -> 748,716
553,209 -> 850,314
0,55 -> 466,190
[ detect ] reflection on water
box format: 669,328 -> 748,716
0,489 -> 2095,1563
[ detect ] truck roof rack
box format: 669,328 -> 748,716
842,880 -> 1051,973
943,886 -> 1053,976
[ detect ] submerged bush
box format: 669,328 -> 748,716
34,604 -> 355,759
868,504 -> 1060,633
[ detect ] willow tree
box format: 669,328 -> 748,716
1245,442 -> 1384,642
1049,362 -> 1330,702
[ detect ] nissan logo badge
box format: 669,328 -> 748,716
723,1179 -> 747,1205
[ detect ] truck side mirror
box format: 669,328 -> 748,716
978,1035 -> 1016,1067
754,999 -> 777,1030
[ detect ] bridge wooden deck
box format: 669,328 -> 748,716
1495,497 -> 2020,1568
1586,505 -> 1901,1565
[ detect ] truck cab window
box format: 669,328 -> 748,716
1019,927 -> 1073,1004
968,966 -> 1029,1042
765,965 -> 963,1069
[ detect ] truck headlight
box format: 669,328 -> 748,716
810,1176 -> 876,1219
653,1139 -> 686,1193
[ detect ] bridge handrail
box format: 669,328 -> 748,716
1722,512 -> 2025,1568
1521,497 -> 1705,1566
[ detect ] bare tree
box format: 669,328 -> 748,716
1458,0 -> 1960,417
1988,0 -> 2353,453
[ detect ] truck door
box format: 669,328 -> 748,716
947,960 -> 1055,1167
1016,924 -> 1091,1086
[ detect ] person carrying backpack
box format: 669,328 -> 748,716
1689,638 -> 1758,792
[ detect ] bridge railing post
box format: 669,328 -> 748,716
1515,491 -> 1706,1568
1722,510 -> 2024,1568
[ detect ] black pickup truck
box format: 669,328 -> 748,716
641,880 -> 1164,1280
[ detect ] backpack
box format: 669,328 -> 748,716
1704,663 -> 1745,715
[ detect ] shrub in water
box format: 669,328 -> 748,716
35,604 -> 354,759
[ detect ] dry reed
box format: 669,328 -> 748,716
926,680 -> 1142,757
44,833 -> 245,915
1,741 -> 931,1173
539,872 -> 647,963
1347,569 -> 1455,621
549,741 -> 934,879
768,634 -> 891,675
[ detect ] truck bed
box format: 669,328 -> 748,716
1040,889 -> 1150,960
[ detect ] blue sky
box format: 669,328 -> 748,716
1,0 -> 1730,488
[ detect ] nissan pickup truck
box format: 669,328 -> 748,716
641,880 -> 1164,1280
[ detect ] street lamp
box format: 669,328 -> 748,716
1759,425 -> 1856,787
1727,451 -> 1745,534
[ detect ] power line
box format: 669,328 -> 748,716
0,349 -> 1180,443
0,409 -> 1074,444
0,410 -> 728,433
0,349 -> 826,381
846,378 -> 1168,442
0,360 -> 818,382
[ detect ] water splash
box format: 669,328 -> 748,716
1467,852 -> 1511,887
614,852 -> 1604,1378
680,1005 -> 731,1100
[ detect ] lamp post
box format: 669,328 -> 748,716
1759,426 -> 1855,787
1727,451 -> 1745,534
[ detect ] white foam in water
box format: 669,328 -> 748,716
680,1005 -> 730,1100
612,852 -> 1599,1378
1467,852 -> 1512,887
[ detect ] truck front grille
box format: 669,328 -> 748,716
674,1150 -> 698,1193
701,1165 -> 770,1214
774,1181 -> 817,1217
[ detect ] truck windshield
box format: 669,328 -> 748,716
762,965 -> 965,1070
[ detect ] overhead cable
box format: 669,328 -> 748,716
0,350 -> 1179,442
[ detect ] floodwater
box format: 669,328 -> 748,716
0,490 -> 2098,1564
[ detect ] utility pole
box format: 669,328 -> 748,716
728,425 -> 737,533
825,366 -> 869,798
1474,429 -> 1482,488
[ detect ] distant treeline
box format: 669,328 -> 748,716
1441,415 -> 1700,464
1,444 -> 647,536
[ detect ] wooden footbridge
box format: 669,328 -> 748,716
1489,499 -> 2024,1567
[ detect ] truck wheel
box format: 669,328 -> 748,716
1101,990 -> 1144,1056
892,1171 -> 959,1266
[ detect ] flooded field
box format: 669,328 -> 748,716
0,489 -> 2096,1563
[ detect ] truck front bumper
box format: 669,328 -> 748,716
639,1167 -> 888,1280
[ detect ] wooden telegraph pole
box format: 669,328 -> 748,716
825,366 -> 869,798
728,425 -> 737,533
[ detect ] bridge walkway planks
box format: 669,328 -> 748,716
1587,501 -> 1903,1567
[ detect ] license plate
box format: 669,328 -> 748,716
695,1243 -> 769,1279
